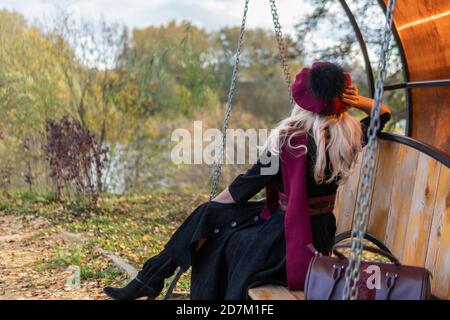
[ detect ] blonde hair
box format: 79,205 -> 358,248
264,106 -> 362,184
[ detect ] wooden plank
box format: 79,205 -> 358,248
342,145 -> 381,234
334,151 -> 364,234
401,153 -> 441,266
290,291 -> 305,300
248,285 -> 297,300
424,165 -> 450,300
367,140 -> 398,239
362,143 -> 382,233
384,145 -> 420,258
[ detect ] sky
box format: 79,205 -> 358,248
2,0 -> 388,70
0,0 -> 314,36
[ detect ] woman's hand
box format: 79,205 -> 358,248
340,85 -> 391,115
340,85 -> 364,108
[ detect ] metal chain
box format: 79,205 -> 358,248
209,0 -> 250,199
164,0 -> 250,300
342,0 -> 397,300
269,0 -> 293,105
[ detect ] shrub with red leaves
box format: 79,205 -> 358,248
44,116 -> 107,204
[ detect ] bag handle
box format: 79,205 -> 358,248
334,231 -> 393,254
332,243 -> 401,266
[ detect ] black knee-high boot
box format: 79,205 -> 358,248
103,251 -> 178,300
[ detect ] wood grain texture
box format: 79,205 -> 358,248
248,285 -> 298,300
402,153 -> 441,266
383,144 -> 420,258
424,165 -> 450,299
362,145 -> 381,233
290,291 -> 305,300
367,140 -> 399,239
334,151 -> 364,234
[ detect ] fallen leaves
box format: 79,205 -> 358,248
0,192 -> 206,299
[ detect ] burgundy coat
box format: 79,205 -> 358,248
260,134 -> 314,290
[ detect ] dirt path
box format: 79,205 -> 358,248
0,212 -> 105,300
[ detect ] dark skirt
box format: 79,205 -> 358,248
164,200 -> 336,300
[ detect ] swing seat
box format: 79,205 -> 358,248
249,285 -> 304,300
249,133 -> 450,300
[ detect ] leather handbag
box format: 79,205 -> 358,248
304,242 -> 432,300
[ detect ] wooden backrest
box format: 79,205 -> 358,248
334,133 -> 450,300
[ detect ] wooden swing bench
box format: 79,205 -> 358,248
249,133 -> 450,300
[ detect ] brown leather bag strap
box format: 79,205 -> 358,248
334,231 -> 392,254
326,264 -> 345,300
382,272 -> 399,300
332,243 -> 401,266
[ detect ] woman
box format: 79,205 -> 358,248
103,61 -> 391,300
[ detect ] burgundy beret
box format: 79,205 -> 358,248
291,61 -> 352,115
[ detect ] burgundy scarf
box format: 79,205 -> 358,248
260,134 -> 313,290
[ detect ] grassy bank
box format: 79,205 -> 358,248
0,191 -> 208,296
